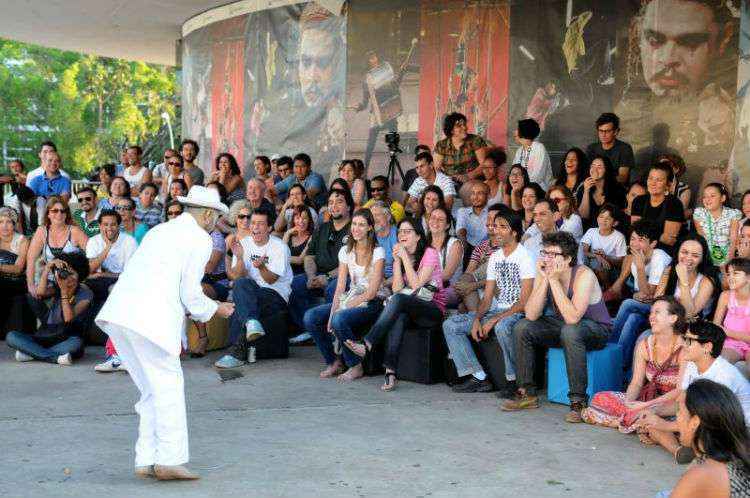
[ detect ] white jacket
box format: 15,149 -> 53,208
96,213 -> 218,356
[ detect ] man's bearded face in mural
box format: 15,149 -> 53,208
638,0 -> 731,98
299,27 -> 335,108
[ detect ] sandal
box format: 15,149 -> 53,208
381,372 -> 397,392
345,339 -> 370,359
190,334 -> 208,358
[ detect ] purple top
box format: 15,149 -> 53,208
549,265 -> 612,328
209,230 -> 228,285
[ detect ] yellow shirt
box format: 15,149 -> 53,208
363,199 -> 405,223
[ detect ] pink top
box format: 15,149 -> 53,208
724,290 -> 750,338
418,247 -> 447,312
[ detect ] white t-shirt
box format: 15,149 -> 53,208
437,237 -> 463,285
85,233 -> 138,274
631,248 -> 672,292
236,235 -> 293,302
512,141 -> 553,191
407,171 -> 457,199
682,357 -> 750,426
581,228 -> 628,258
456,206 -> 488,246
486,244 -> 536,309
338,246 -> 385,289
522,230 -> 545,265
25,166 -> 71,186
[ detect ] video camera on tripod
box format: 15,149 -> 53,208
384,132 -> 405,184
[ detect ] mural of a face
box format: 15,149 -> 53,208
299,26 -> 335,108
638,0 -> 726,98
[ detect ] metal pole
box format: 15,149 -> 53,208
161,112 -> 175,149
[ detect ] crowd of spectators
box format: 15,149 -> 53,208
2,111 -> 750,495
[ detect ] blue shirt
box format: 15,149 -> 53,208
29,173 -> 71,199
275,171 -> 327,207
376,226 -> 398,278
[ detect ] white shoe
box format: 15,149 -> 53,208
57,353 -> 73,366
289,332 -> 312,344
245,319 -> 266,342
15,350 -> 33,362
94,355 -> 125,373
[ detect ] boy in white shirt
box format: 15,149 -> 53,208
581,204 -> 627,288
406,152 -> 456,211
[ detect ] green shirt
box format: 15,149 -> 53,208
73,209 -> 100,237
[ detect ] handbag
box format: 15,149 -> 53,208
392,283 -> 437,303
339,283 -> 368,310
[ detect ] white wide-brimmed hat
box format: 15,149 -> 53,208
176,186 -> 229,215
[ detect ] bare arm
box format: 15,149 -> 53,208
0,238 -> 28,275
660,220 -> 681,247
547,269 -> 595,325
442,240 -> 463,281
524,266 -> 549,321
25,228 -> 45,293
625,340 -> 648,401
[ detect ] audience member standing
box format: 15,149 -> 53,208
25,141 -> 70,187
585,112 -> 634,185
122,145 -> 152,194
512,118 -> 553,191
180,139 -> 205,188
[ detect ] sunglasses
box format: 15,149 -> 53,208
48,208 -> 65,214
371,187 -> 386,193
167,161 -> 182,167
167,210 -> 182,216
550,197 -> 565,204
114,205 -> 134,211
78,196 -> 94,202
237,214 -> 251,220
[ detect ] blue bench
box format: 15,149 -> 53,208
547,343 -> 623,405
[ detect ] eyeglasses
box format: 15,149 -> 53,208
167,161 -> 181,167
167,210 -> 182,217
78,196 -> 94,202
550,197 -> 565,204
682,335 -> 706,346
237,214 -> 251,220
540,250 -> 564,258
114,205 -> 133,211
48,208 -> 65,214
397,228 -> 415,235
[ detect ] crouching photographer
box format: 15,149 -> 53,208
6,252 -> 92,365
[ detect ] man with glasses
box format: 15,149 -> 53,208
72,187 -> 100,237
363,175 -> 404,223
585,113 -> 634,185
152,148 -> 178,189
502,231 -> 612,423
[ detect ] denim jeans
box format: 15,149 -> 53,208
442,309 -> 524,380
364,293 -> 443,371
229,277 -> 288,358
513,315 -> 610,404
304,300 -> 383,367
6,330 -> 83,363
288,274 -> 339,328
611,298 -> 652,370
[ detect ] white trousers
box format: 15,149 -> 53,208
107,324 -> 189,467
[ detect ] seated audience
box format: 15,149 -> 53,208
547,186 -> 583,241
583,297 -> 685,433
338,159 -> 367,208
25,196 -> 88,297
607,221 -> 672,368
270,153 -> 327,208
693,183 -> 742,268
282,206 -> 314,275
0,207 -> 29,335
345,217 -> 446,391
400,144 -> 429,195
306,209 -> 385,381
268,155 -> 293,203
215,206 -> 292,368
577,155 -> 626,229
631,162 -> 685,254
443,210 -> 534,395
72,186 -> 101,237
288,189 -> 353,335
7,185 -> 40,237
6,252 -> 92,366
418,185 -> 447,234
252,155 -> 272,183
662,379 -> 750,497
150,148 -> 177,189
503,163 -> 529,212
585,112 -> 634,185
427,206 -> 463,307
96,163 -> 116,202
134,182 -> 162,228
519,183 -> 546,233
180,138 -> 204,187
433,112 -> 488,204
6,158 -> 27,185
363,175 -> 405,223
115,197 -> 148,244
164,200 -> 183,221
274,183 -> 318,234
738,220 -> 750,260
28,150 -> 71,203
580,204 -> 627,289
100,176 -> 131,211
480,147 -> 507,206
716,258 -> 750,373
636,320 -> 750,462
659,153 -> 692,221
522,198 -> 558,264
210,153 -> 245,204
624,180 -> 646,218
160,155 -> 185,203
406,152 -> 456,212
456,181 -> 489,263
512,118 -> 553,190
122,145 -> 152,194
502,231 -> 612,423
553,147 -> 589,195
369,201 -> 398,280
244,177 -> 275,214
25,141 -> 70,187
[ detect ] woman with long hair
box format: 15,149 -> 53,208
225,201 -> 254,275
346,217 -> 446,391
96,163 -> 116,202
211,153 -> 245,204
519,183 -> 546,234
338,159 -> 367,208
427,205 -> 463,306
503,163 -> 530,212
554,147 -> 590,195
0,207 -> 30,336
577,155 -> 626,228
283,205 -> 314,275
305,208 -> 385,382
418,185 -> 447,235
274,183 -> 318,234
100,175 -> 132,211
694,183 -> 742,268
547,185 -> 583,241
481,147 -> 507,205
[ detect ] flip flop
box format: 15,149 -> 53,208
381,372 -> 397,392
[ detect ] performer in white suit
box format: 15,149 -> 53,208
96,186 -> 234,481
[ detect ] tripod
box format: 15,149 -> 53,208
386,148 -> 406,186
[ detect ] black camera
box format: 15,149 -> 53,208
384,131 -> 401,153
53,266 -> 72,280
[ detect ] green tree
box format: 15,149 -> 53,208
0,38 -> 179,178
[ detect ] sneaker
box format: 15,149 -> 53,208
94,355 -> 125,373
15,350 -> 33,362
214,354 -> 246,369
245,319 -> 266,342
565,401 -> 586,423
289,332 -> 312,344
57,353 -> 73,366
451,376 -> 494,393
495,380 -> 518,400
500,392 -> 540,411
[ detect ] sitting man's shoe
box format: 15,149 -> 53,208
95,355 -> 125,373
153,464 -> 200,481
451,376 -> 494,393
15,350 -> 33,362
214,354 -> 246,369
135,465 -> 156,479
495,380 -> 518,400
289,332 -> 312,344
565,401 -> 586,423
57,353 -> 73,366
500,391 -> 540,411
245,319 -> 266,342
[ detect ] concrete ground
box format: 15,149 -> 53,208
0,343 -> 682,498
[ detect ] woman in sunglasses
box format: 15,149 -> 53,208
115,197 -> 149,245
224,201 -> 254,274
637,320 -> 750,464
164,200 -> 183,220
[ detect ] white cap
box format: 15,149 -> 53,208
176,186 -> 229,215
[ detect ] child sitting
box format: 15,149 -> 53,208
581,204 -> 627,289
715,257 -> 750,375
